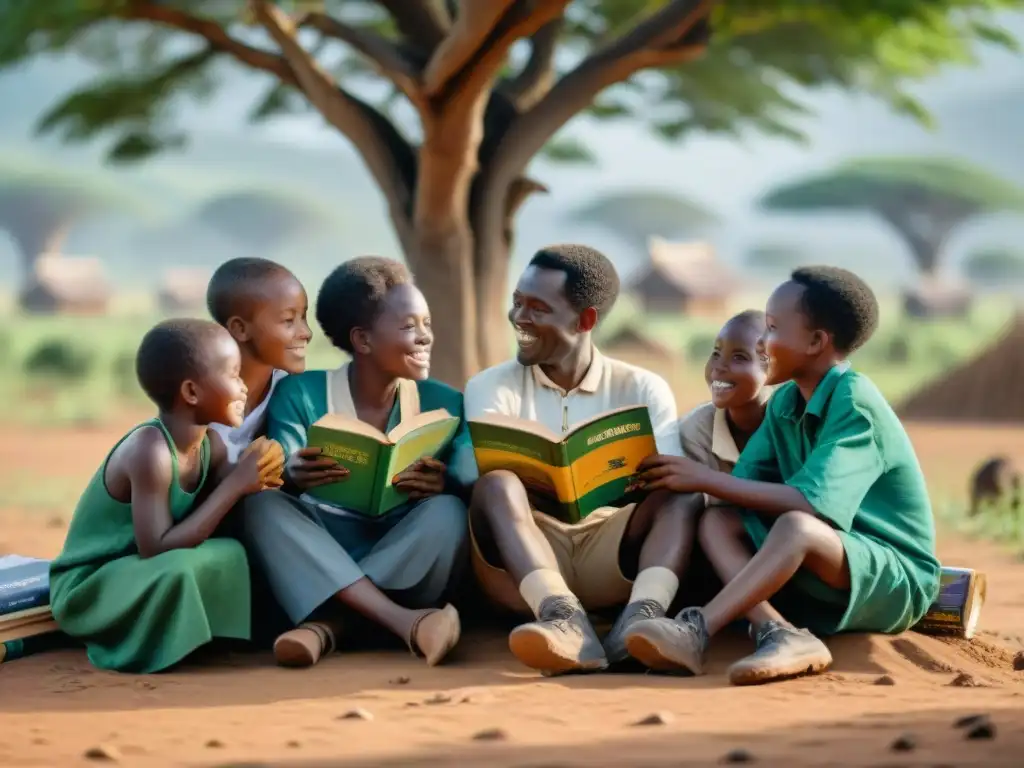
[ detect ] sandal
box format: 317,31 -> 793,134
407,604 -> 461,666
273,621 -> 340,668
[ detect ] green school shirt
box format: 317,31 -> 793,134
732,363 -> 941,635
266,369 -> 478,498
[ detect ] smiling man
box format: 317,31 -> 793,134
464,244 -> 701,675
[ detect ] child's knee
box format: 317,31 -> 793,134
769,510 -> 824,549
698,505 -> 743,549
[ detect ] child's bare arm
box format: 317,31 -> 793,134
129,430 -> 281,558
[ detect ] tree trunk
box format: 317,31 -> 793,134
8,220 -> 69,303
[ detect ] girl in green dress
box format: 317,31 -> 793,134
49,319 -> 285,673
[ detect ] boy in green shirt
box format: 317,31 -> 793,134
623,266 -> 941,685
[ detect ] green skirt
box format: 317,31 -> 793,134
51,539 -> 251,673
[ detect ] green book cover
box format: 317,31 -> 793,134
469,405 -> 656,523
305,409 -> 460,517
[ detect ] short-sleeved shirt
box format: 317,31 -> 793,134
678,402 -> 740,506
464,348 -> 682,457
732,363 -> 941,635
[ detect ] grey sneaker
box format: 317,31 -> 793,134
727,621 -> 832,685
603,599 -> 666,665
623,607 -> 709,674
508,595 -> 608,675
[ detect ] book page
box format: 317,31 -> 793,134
312,413 -> 389,443
374,415 -> 461,516
468,413 -> 563,444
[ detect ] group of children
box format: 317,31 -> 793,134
47,246 -> 942,684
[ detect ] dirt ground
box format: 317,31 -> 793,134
2,415 -> 1024,767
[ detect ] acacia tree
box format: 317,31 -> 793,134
191,188 -> 340,249
759,157 -> 1024,276
568,189 -> 716,256
3,1 -> 1021,384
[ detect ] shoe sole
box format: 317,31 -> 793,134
728,652 -> 833,686
508,628 -> 608,675
624,632 -> 702,675
273,636 -> 317,668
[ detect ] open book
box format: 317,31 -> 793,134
469,405 -> 656,523
305,408 -> 460,517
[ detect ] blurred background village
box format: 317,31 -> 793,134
2,4 -> 1024,554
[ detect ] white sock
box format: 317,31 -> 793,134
628,566 -> 680,612
518,568 -> 574,618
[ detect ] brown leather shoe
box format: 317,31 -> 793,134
273,620 -> 341,668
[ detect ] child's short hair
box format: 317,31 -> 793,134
728,309 -> 766,335
790,266 -> 879,354
136,319 -> 226,411
316,256 -> 412,354
529,244 -> 620,316
206,257 -> 295,325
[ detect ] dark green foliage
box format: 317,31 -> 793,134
23,339 -> 94,381
569,189 -> 716,251
963,248 -> 1024,284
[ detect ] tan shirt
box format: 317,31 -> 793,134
464,348 -> 682,457
678,402 -> 742,506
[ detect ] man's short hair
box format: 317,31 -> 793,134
529,244 -> 620,316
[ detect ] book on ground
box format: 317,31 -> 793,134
469,405 -> 657,523
0,555 -> 50,616
914,566 -> 986,639
305,408 -> 461,516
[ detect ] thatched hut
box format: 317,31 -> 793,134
19,254 -> 110,315
897,313 -> 1024,422
157,268 -> 212,314
902,275 -> 973,319
629,237 -> 737,319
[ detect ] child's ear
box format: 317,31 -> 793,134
350,327 -> 371,356
577,307 -> 599,333
180,379 -> 201,407
226,316 -> 249,342
808,329 -> 829,355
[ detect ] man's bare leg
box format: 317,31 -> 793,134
471,470 -> 606,674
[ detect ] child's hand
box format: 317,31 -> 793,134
286,447 -> 349,490
233,443 -> 286,495
393,457 -> 446,500
633,454 -> 712,494
241,438 -> 285,485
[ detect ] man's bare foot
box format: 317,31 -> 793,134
408,604 -> 461,666
273,621 -> 340,668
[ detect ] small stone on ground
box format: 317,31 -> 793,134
633,712 -> 673,726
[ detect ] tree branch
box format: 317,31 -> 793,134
486,0 -> 713,189
248,1 -> 416,229
377,0 -> 451,54
298,11 -> 424,105
120,2 -> 296,85
500,18 -> 563,110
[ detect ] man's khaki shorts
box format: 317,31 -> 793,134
469,504 -> 636,615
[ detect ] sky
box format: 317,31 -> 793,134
1,9 -> 1024,287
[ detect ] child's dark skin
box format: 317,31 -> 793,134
283,282 -> 448,642
635,280 -> 850,636
706,316 -> 769,452
107,329 -> 285,559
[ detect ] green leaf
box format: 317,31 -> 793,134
541,137 -> 598,165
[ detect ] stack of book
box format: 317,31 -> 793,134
1,555 -> 56,649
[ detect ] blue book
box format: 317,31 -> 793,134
0,555 -> 51,616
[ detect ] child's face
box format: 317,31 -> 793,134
238,273 -> 312,374
705,319 -> 768,409
359,283 -> 434,381
188,330 -> 249,427
763,281 -> 820,385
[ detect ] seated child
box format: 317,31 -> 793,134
624,266 -> 942,685
49,319 -> 285,673
240,257 -> 475,669
206,257 -> 312,461
679,309 -> 771,496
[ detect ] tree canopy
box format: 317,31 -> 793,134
0,161 -> 145,271
963,247 -> 1024,284
3,1 -> 1022,383
190,187 -> 340,248
759,156 -> 1024,275
568,189 -> 716,254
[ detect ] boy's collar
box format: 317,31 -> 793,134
711,407 -> 740,464
778,362 -> 851,421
